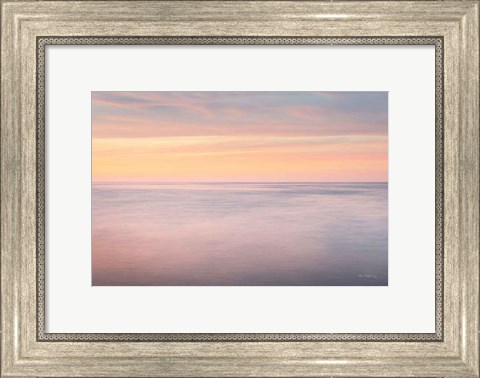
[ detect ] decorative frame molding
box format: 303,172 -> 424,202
2,1 -> 478,376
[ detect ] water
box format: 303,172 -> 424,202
92,182 -> 388,286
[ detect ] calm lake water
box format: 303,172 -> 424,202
92,182 -> 388,286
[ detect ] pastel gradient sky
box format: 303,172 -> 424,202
92,91 -> 388,182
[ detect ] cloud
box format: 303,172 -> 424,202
91,92 -> 388,182
92,91 -> 387,138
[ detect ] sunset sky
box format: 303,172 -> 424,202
92,91 -> 388,183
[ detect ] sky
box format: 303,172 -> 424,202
92,91 -> 388,182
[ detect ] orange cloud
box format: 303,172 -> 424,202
92,135 -> 387,183
92,92 -> 388,182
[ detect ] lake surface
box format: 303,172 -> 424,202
92,182 -> 388,286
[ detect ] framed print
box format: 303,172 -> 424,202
1,1 -> 478,377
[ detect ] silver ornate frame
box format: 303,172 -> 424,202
36,36 -> 444,343
2,2 -> 478,376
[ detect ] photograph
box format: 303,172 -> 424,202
91,91 -> 388,286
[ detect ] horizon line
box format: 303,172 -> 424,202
92,181 -> 388,184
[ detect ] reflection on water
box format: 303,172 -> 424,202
92,183 -> 388,286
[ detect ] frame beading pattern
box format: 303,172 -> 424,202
36,36 -> 444,342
